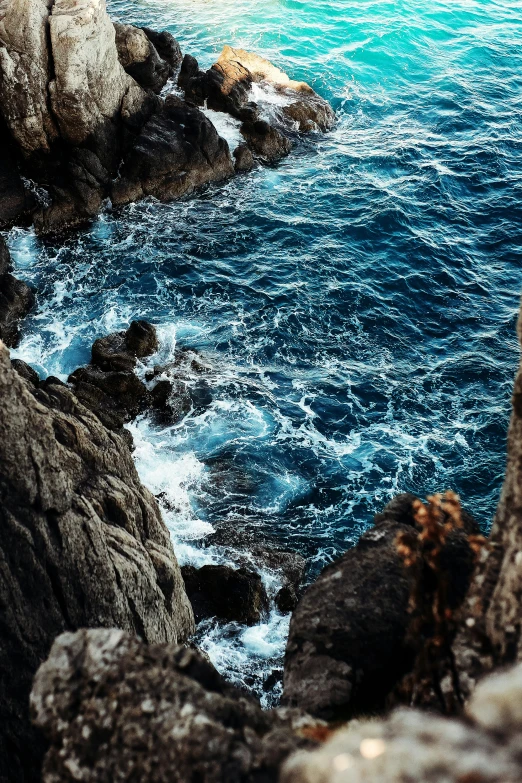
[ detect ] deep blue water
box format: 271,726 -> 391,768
6,0 -> 522,699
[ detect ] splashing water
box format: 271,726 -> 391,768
6,0 -> 522,701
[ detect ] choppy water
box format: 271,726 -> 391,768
6,0 -> 522,701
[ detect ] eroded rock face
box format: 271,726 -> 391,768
0,0 -> 58,155
0,342 -> 194,781
0,235 -> 35,346
453,304 -> 522,698
31,628 -> 315,783
111,95 -> 235,206
114,23 -> 176,94
283,494 -> 478,720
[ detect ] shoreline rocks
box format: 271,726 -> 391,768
0,0 -> 334,234
0,339 -> 194,781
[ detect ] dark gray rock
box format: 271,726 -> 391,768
142,27 -> 182,71
31,629 -> 315,783
0,235 -> 35,347
234,143 -> 255,172
0,344 -> 194,782
114,23 -> 172,94
91,320 -> 158,371
182,564 -> 270,625
283,494 -> 479,720
11,357 -> 40,387
111,95 -> 235,206
68,365 -> 150,427
240,119 -> 292,162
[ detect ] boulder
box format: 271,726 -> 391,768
234,143 -> 255,172
214,47 -> 335,132
0,235 -> 35,347
240,119 -> 292,162
92,320 -> 158,371
181,564 -> 270,625
0,0 -> 59,156
31,629 -> 315,783
111,94 -> 235,206
114,23 -> 172,94
0,343 -> 194,781
283,493 -> 479,720
141,27 -> 182,71
68,365 -> 150,427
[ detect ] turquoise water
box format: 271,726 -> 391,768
7,0 -> 522,699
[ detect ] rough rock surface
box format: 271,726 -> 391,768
182,564 -> 270,625
67,320 -> 160,435
0,0 -> 58,155
114,23 -> 177,94
112,95 -> 235,206
282,700 -> 522,782
283,493 -> 478,719
0,234 -> 35,346
31,628 -> 315,783
0,342 -> 194,782
453,305 -> 522,698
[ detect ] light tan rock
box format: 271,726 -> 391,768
0,0 -> 58,154
49,0 -> 146,146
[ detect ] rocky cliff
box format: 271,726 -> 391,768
0,0 -> 334,233
0,339 -> 194,782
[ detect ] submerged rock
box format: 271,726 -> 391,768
0,342 -> 194,782
181,564 -> 270,625
31,629 -> 314,783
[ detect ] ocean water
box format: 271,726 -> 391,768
6,0 -> 522,701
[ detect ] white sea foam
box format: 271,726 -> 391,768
202,108 -> 243,151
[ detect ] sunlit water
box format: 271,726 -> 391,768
6,0 -> 522,702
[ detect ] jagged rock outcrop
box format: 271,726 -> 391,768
0,341 -> 194,782
453,304 -> 522,698
282,665 -> 522,783
67,321 -> 158,437
0,234 -> 35,346
31,628 -> 315,783
114,24 -> 181,93
0,0 -> 333,231
283,494 -> 479,720
181,564 -> 270,625
111,94 -> 235,206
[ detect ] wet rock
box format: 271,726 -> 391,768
214,46 -> 335,132
150,378 -> 192,424
31,628 -> 315,783
114,23 -> 172,94
0,236 -> 35,347
241,119 -> 292,162
283,493 -> 478,720
234,143 -> 255,172
276,583 -> 299,614
181,564 -> 270,625
112,94 -> 235,206
0,343 -> 194,782
92,320 -> 158,371
142,27 -> 182,71
68,365 -> 150,426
